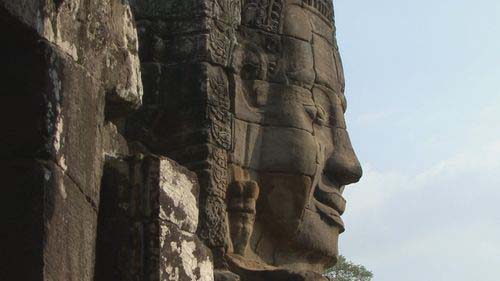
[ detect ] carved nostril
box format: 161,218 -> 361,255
325,154 -> 363,186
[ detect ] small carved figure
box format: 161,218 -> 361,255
228,181 -> 260,256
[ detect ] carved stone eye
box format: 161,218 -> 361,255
306,104 -> 327,125
305,105 -> 317,120
316,105 -> 328,125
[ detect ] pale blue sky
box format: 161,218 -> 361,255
335,1 -> 500,280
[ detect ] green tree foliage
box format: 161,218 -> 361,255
324,255 -> 373,281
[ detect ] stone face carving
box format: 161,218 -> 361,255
129,0 -> 362,280
228,1 -> 363,275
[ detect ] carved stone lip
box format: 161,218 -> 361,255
315,180 -> 346,215
314,200 -> 345,231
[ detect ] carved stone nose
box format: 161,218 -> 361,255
325,153 -> 363,186
324,130 -> 363,186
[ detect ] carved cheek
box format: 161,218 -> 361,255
259,127 -> 318,176
281,37 -> 315,88
258,173 -> 313,229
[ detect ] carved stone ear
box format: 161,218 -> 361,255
230,42 -> 267,80
227,181 -> 260,256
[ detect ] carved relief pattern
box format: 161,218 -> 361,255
211,147 -> 230,198
208,0 -> 240,66
206,81 -> 231,257
208,75 -> 231,110
207,74 -> 232,151
209,26 -> 233,66
302,0 -> 334,23
242,0 -> 284,32
202,110 -> 231,255
197,147 -> 231,256
209,106 -> 232,151
202,1 -> 237,255
214,0 -> 242,27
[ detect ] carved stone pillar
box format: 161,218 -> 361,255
128,0 -> 242,266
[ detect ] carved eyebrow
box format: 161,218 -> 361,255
314,84 -> 347,113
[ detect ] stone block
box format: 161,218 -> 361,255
130,0 -> 209,20
282,4 -> 313,41
280,36 -> 315,88
150,156 -> 201,233
0,159 -> 97,281
43,162 -> 98,281
0,26 -> 104,202
96,155 -> 214,281
95,156 -> 144,281
158,221 -> 214,281
127,63 -> 232,153
313,34 -> 339,92
0,0 -> 143,111
131,0 -> 240,27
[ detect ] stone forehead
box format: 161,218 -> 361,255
239,1 -> 342,92
282,3 -> 335,43
287,0 -> 334,24
242,0 -> 335,39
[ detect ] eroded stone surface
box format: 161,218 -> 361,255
160,221 -> 214,281
1,0 -> 143,280
2,0 -> 143,107
96,155 -> 214,281
159,157 -> 200,234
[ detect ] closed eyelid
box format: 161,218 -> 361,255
304,105 -> 318,120
307,102 -> 346,129
311,86 -> 347,126
304,104 -> 328,126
